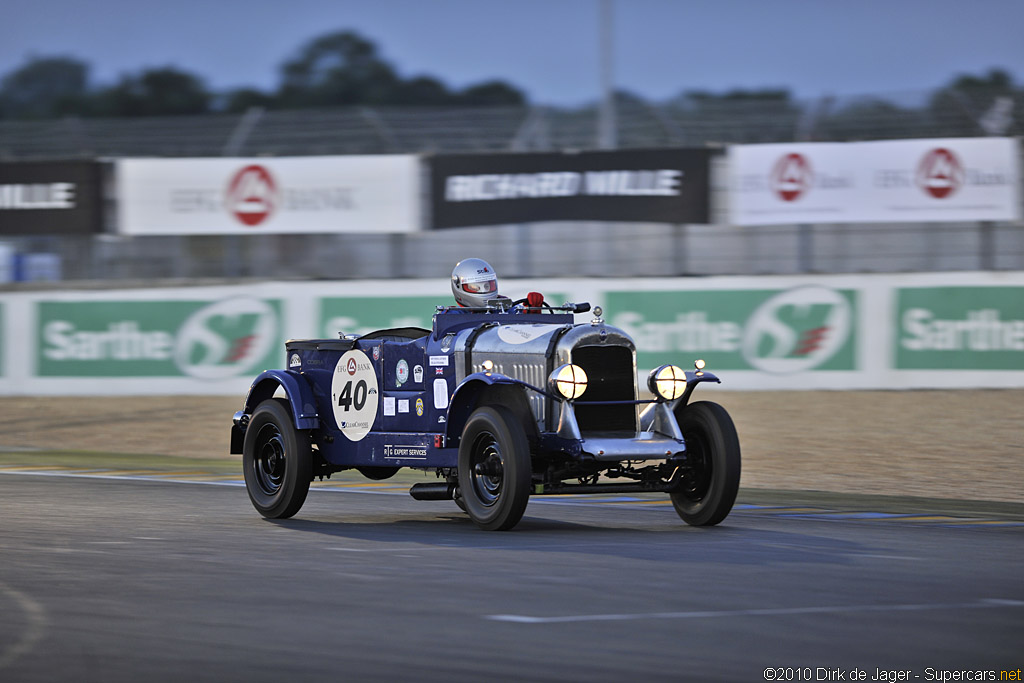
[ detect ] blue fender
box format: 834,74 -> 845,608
244,369 -> 320,430
444,372 -> 542,442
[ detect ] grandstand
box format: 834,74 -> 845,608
2,88 -> 1021,160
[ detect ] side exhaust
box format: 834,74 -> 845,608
409,482 -> 456,501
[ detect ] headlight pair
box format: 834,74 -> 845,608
549,360 -> 704,402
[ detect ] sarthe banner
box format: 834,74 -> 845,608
429,149 -> 712,228
729,137 -> 1021,226
0,161 -> 103,235
3,272 -> 1022,395
116,155 -> 420,235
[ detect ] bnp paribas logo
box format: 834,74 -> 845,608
741,286 -> 852,373
174,298 -> 277,379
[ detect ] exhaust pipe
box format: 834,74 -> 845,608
409,482 -> 456,501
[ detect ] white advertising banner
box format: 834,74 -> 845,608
116,155 -> 420,235
731,143 -> 854,225
730,138 -> 1021,226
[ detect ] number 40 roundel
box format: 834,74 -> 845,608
331,350 -> 379,441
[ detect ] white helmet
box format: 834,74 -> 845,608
451,258 -> 499,308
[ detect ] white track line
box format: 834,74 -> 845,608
486,598 -> 1024,624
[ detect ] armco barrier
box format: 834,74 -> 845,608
0,272 -> 1021,396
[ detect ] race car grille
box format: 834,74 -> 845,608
475,360 -> 548,425
510,362 -> 547,424
571,345 -> 637,433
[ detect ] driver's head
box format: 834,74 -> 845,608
451,258 -> 499,308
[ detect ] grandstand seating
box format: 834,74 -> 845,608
3,88 -> 1019,160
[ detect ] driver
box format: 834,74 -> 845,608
450,258 -> 544,312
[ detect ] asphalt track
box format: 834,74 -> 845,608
1,472 -> 1022,683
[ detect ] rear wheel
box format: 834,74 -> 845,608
670,401 -> 741,526
458,406 -> 531,531
242,398 -> 312,519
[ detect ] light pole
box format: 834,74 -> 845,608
597,0 -> 617,149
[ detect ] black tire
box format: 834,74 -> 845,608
242,398 -> 312,519
670,401 -> 741,526
458,406 -> 532,531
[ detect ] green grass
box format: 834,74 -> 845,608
0,449 -> 441,485
0,450 -> 241,474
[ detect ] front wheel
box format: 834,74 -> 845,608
458,406 -> 532,531
670,401 -> 741,526
242,398 -> 312,519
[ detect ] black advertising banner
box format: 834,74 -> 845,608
0,161 -> 103,235
429,148 -> 711,229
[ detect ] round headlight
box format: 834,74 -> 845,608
549,364 -> 588,400
648,364 -> 687,401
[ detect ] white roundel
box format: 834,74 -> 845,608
497,324 -> 552,345
331,350 -> 379,441
741,286 -> 851,374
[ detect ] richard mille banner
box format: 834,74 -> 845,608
0,161 -> 103,235
429,149 -> 712,228
116,156 -> 420,235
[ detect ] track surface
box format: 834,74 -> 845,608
1,474 -> 1022,682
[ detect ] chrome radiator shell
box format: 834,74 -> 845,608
455,321 -> 639,432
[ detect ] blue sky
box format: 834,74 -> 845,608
2,0 -> 1023,106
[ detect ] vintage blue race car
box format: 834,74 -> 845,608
230,299 -> 741,531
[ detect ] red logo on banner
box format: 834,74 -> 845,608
917,148 -> 963,199
771,153 -> 812,202
346,358 -> 357,375
226,165 -> 277,226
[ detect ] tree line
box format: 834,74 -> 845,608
1,26 -> 1020,136
0,29 -> 527,119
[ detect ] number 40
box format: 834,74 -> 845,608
336,379 -> 368,411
